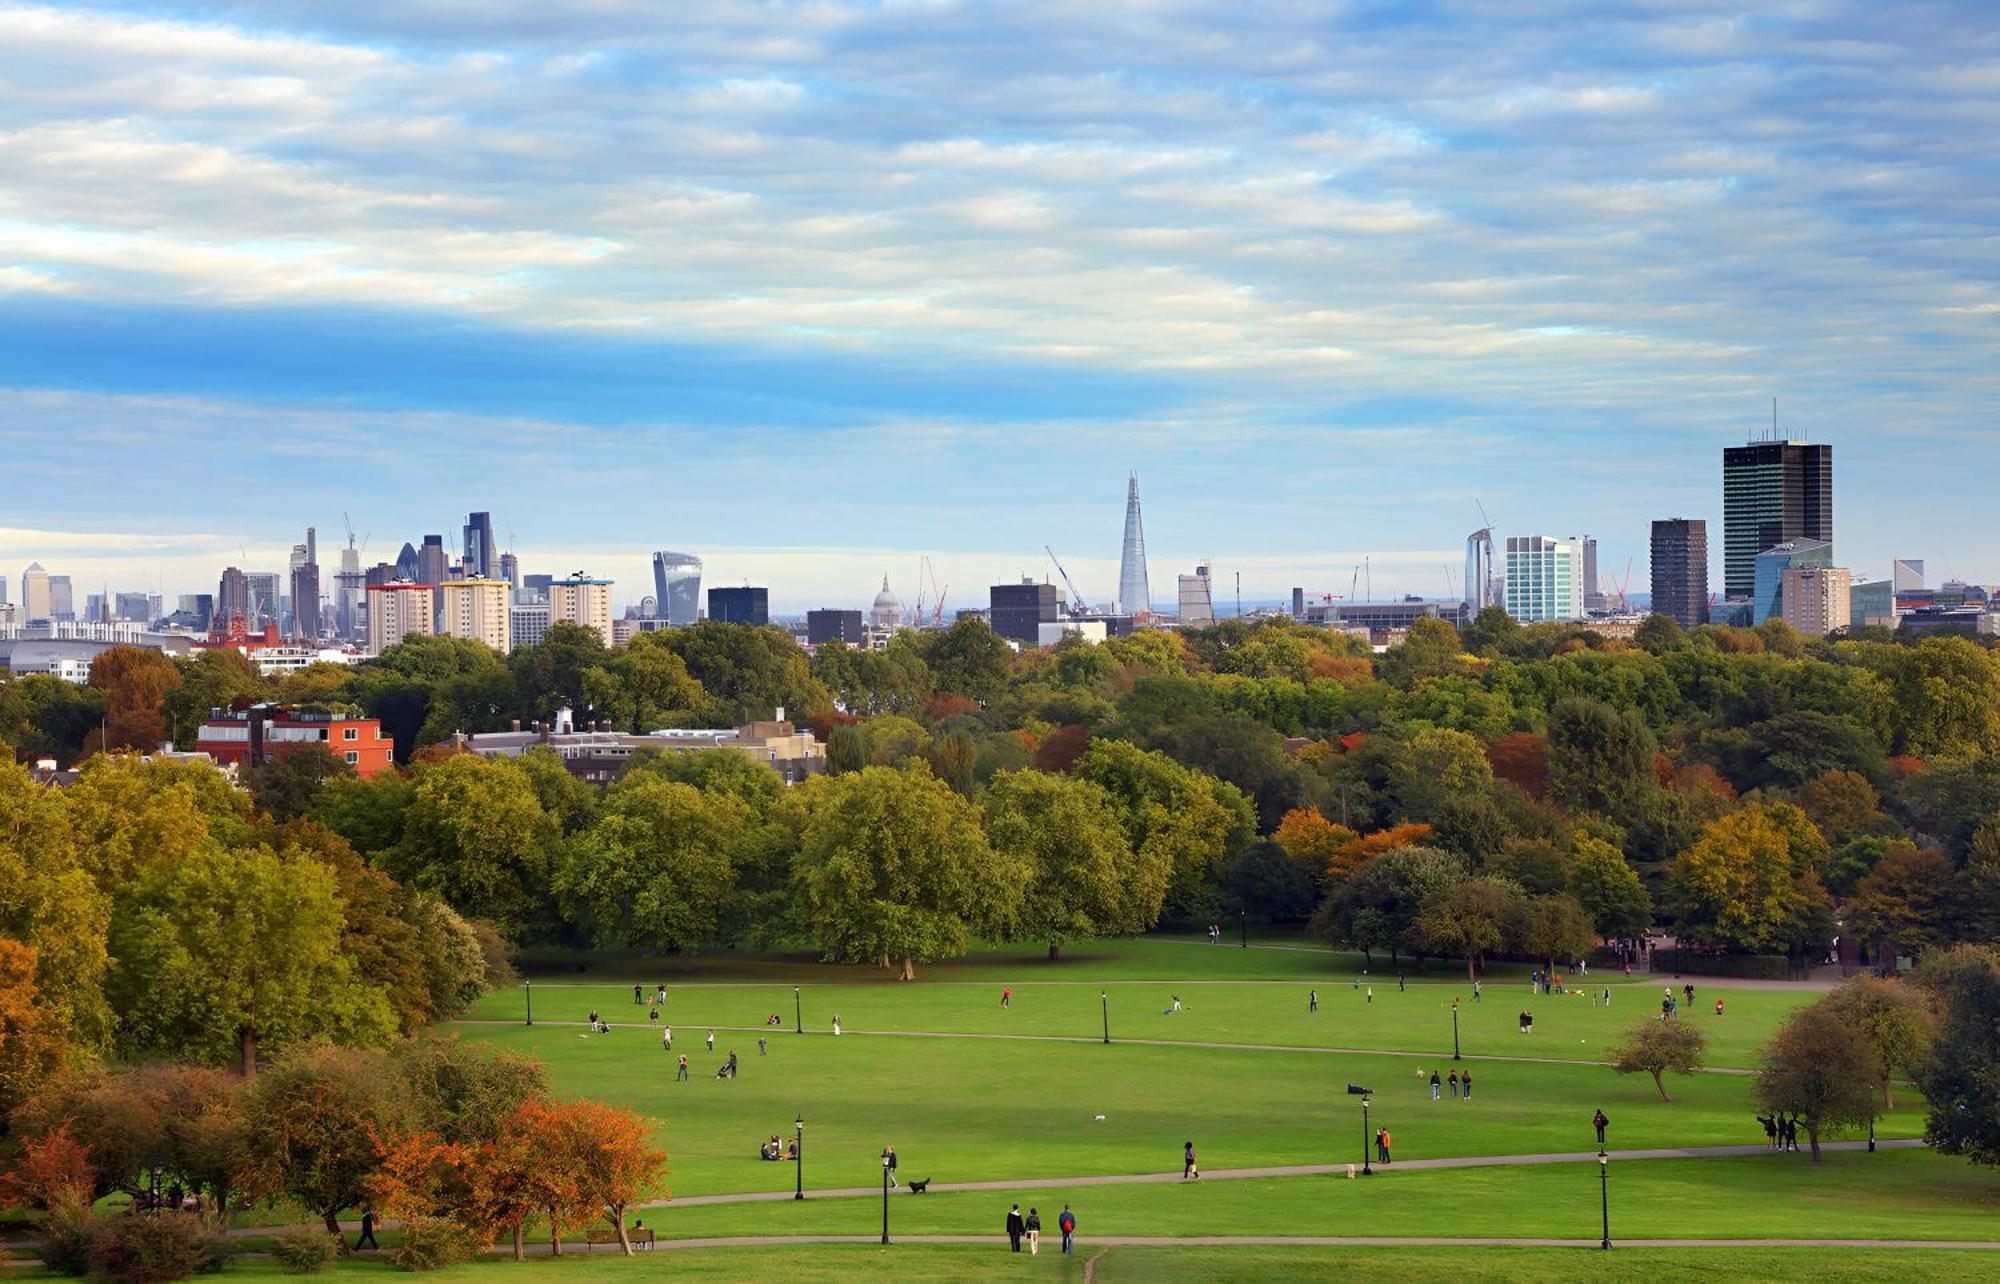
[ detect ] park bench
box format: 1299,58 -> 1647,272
584,1227 -> 655,1251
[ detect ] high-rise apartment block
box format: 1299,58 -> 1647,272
1723,440 -> 1832,600
551,574 -> 615,645
1752,539 -> 1832,625
509,601 -> 551,650
366,582 -> 435,655
1649,519 -> 1709,629
439,579 -> 511,654
1781,565 -> 1852,637
1504,535 -> 1587,623
708,586 -> 769,626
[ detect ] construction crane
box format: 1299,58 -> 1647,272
1614,555 -> 1635,612
342,512 -> 369,554
1045,546 -> 1091,618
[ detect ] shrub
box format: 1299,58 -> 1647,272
269,1226 -> 346,1274
37,1195 -> 100,1277
88,1211 -> 219,1283
390,1217 -> 479,1272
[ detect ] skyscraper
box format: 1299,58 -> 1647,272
1649,519 -> 1710,629
1463,529 -> 1496,614
0,575 -> 7,606
1117,473 -> 1150,615
1722,439 -> 1832,600
499,551 -> 520,590
19,563 -> 49,622
708,586 -> 769,626
551,574 -> 616,645
336,535 -> 364,641
395,541 -> 421,582
416,535 -> 448,587
217,567 -> 250,629
1177,562 -> 1214,625
652,551 -> 702,625
1582,536 -> 1605,612
47,575 -> 74,621
1503,535 -> 1586,623
291,526 -> 322,639
463,512 -> 497,580
245,572 -> 281,629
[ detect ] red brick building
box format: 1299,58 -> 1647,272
196,704 -> 394,778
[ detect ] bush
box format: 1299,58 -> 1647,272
390,1217 -> 479,1272
269,1226 -> 346,1274
88,1211 -> 219,1283
37,1195 -> 99,1277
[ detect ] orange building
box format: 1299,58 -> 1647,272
196,703 -> 395,778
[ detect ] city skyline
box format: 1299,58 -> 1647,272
2,3 -> 1996,606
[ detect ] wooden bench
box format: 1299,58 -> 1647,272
584,1227 -> 656,1251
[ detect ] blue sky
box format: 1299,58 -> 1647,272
1,0 -> 1995,611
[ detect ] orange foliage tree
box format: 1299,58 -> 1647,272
0,939 -> 67,1122
85,645 -> 182,752
1326,822 -> 1433,886
506,1099 -> 665,1256
1486,732 -> 1548,799
0,1124 -> 95,1210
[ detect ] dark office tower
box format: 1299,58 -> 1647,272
395,541 -> 421,581
499,551 -> 520,590
1650,519 -> 1710,629
990,579 -> 1058,644
218,566 -> 250,629
708,586 -> 769,625
1722,440 -> 1832,600
463,512 -> 497,580
1291,587 -> 1305,618
291,526 -> 322,639
807,609 -> 865,646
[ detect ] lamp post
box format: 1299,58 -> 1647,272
1452,1001 -> 1461,1061
1348,1084 -> 1374,1176
1239,910 -> 1247,948
794,986 -> 802,1035
1598,1153 -> 1610,1250
1868,1117 -> 1876,1153
1100,990 -> 1110,1045
880,1149 -> 892,1245
794,1114 -> 804,1201
523,978 -> 532,1027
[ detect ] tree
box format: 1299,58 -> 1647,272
1607,1017 -> 1708,1101
1075,740 -> 1255,923
1408,876 -> 1522,981
1388,728 -> 1493,824
1792,769 -> 1888,847
982,770 -> 1167,958
508,622 -> 609,721
916,618 -> 1012,704
0,763 -> 112,1048
161,650 -> 267,748
1909,945 -> 2000,1166
1823,977 -> 1936,1109
1146,713 -> 1310,832
0,940 -> 67,1124
1512,893 -> 1594,981
385,753 -> 558,938
1890,636 -> 2000,758
1485,732 -> 1549,799
1671,803 -> 1829,953
792,766 -> 1026,979
555,778 -> 743,963
585,632 -> 710,732
1754,1000 -> 1879,1160
243,743 -> 354,822
247,1044 -> 400,1232
1568,836 -> 1653,940
1546,698 -> 1655,816
1317,846 -> 1465,968
87,645 -> 182,751
107,845 -> 396,1073
391,1037 -> 550,1147
655,621 -> 826,723
1632,613 -> 1685,654
531,1099 -> 664,1255
1843,845 -> 1956,963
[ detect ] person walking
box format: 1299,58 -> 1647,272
1449,1069 -> 1460,1099
1430,1070 -> 1442,1102
1366,986 -> 1373,1004
885,1144 -> 898,1189
655,985 -> 666,1006
1398,972 -> 1406,992
706,1027 -> 716,1052
662,1025 -> 672,1052
1025,1207 -> 1042,1255
1183,1140 -> 1199,1179
1002,986 -> 1012,1009
1593,1109 -> 1610,1152
758,1036 -> 768,1056
1473,978 -> 1481,1002
1006,1204 -> 1025,1252
354,1209 -> 379,1252
649,1006 -> 659,1024
1309,988 -> 1318,1013
1379,1127 -> 1393,1163
1461,1069 -> 1472,1100
1059,1204 -> 1076,1255
675,1054 -> 689,1081
832,1014 -> 842,1036
1715,997 -> 1725,1017
1171,994 -> 1184,1013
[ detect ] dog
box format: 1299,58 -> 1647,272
907,1178 -> 931,1194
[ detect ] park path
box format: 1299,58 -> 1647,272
646,1139 -> 1920,1208
450,1017 -> 1757,1075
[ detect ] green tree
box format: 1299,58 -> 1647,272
1607,1016 -> 1708,1102
1389,727 -> 1494,824
13,673 -> 106,764
243,743 -> 353,822
311,769 -> 416,856
1408,876 -> 1522,981
982,770 -> 1167,959
247,1044 -> 400,1231
0,763 -> 112,1047
1890,636 -> 2000,758
915,618 -> 1013,704
1317,845 -> 1465,968
1632,613 -> 1686,654
556,777 -> 743,963
509,623 -> 609,722
584,633 -> 710,732
1075,739 -> 1255,923
791,766 -> 1025,979
1823,976 -> 1936,1109
1568,836 -> 1653,939
161,650 -> 267,748
390,1036 -> 549,1146
383,754 -> 559,938
1909,945 -> 2000,1167
1546,698 -> 1655,816
1754,1000 -> 1879,1161
656,621 -> 826,723
1843,844 -> 1956,963
107,845 -> 396,1074
1512,892 -> 1594,980
1375,616 -> 1467,687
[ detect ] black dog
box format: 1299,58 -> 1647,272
907,1178 -> 931,1193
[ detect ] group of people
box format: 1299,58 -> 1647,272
1203,923 -> 1228,944
1005,1202 -> 1076,1254
1758,1111 -> 1807,1151
1374,1127 -> 1394,1163
1427,1068 -> 1472,1100
758,1134 -> 799,1161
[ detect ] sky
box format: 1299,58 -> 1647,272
1,0 -> 1996,613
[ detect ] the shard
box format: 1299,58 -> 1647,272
1117,472 -> 1150,615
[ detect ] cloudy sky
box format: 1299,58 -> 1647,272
1,0 -> 1994,612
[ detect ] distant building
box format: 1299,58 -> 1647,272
47,575 -> 74,622
499,550 -> 520,590
652,552 -> 702,625
1894,559 -> 1925,592
0,627 -> 197,683
394,541 -> 421,582
462,512 -> 497,580
1582,536 -> 1607,612
1723,439 -> 1832,600
551,574 -> 616,645
290,526 -> 321,639
708,586 -> 769,627
1850,579 -> 1895,629
1463,530 -> 1498,615
366,582 -> 435,655
1117,472 -> 1151,614
1038,619 -> 1107,648
1504,535 -> 1586,623
115,592 -> 154,623
869,577 -> 903,632
455,715 -> 826,785
509,600 -> 551,650
178,593 -> 215,632
416,536 -> 449,605
244,572 -> 282,630
19,563 -> 49,623
1780,565 -> 1852,637
807,609 -> 865,646
521,573 -> 553,602
1177,563 -> 1215,625
335,537 -> 364,641
217,567 -> 251,629
991,578 -> 1058,643
1752,539 -> 1832,625
197,704 -> 393,778
1649,519 -> 1710,629
439,579 -> 511,654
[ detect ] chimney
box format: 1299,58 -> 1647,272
511,719 -> 522,732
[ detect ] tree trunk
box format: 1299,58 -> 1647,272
238,1026 -> 258,1078
1049,941 -> 1062,960
878,951 -> 892,970
613,1203 -> 632,1256
1882,1079 -> 1895,1110
322,1206 -> 341,1235
679,948 -> 697,974
1806,1123 -> 1821,1162
1465,955 -> 1477,983
551,1218 -> 563,1256
512,1225 -> 525,1261
899,954 -> 915,982
1651,1070 -> 1670,1103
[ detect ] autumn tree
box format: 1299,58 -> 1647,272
247,1044 -> 401,1232
983,770 -> 1167,958
1843,844 -> 1956,962
0,763 -> 112,1048
792,766 -> 1025,979
532,1099 -> 665,1255
0,940 -> 67,1124
1824,976 -> 1936,1109
87,645 -> 183,751
1671,803 -> 1831,953
1607,1016 -> 1708,1101
1408,876 -> 1522,981
1754,1000 -> 1879,1161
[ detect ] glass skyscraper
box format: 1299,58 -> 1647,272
1722,441 -> 1832,600
652,551 -> 702,625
